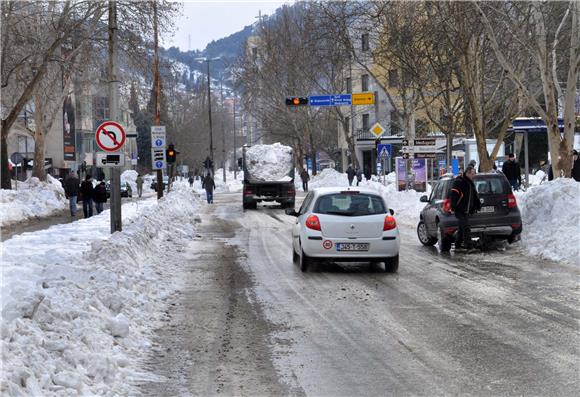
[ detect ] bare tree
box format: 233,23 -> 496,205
475,1 -> 580,178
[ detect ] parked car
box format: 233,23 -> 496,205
285,187 -> 400,273
150,176 -> 168,191
416,172 -> 522,252
105,181 -> 132,198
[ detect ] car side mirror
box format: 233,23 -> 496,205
389,208 -> 395,215
420,195 -> 428,203
285,208 -> 298,217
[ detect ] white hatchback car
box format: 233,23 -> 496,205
286,187 -> 400,272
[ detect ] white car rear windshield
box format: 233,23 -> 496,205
314,193 -> 386,216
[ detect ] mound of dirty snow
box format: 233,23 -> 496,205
245,143 -> 293,182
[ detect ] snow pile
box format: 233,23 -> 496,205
245,143 -> 293,182
309,168 -> 429,226
0,175 -> 67,227
528,170 -> 547,187
1,185 -> 201,395
515,178 -> 580,264
120,170 -> 138,192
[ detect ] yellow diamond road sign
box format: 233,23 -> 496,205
370,122 -> 385,138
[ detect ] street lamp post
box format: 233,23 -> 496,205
196,57 -> 220,173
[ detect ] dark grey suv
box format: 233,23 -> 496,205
416,172 -> 522,252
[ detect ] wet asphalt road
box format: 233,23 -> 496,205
140,191 -> 579,396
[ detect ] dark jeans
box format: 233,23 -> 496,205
455,212 -> 472,248
206,190 -> 213,204
509,179 -> 519,191
95,201 -> 104,214
348,177 -> 354,186
83,198 -> 93,218
302,181 -> 308,191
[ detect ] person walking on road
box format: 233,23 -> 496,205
93,181 -> 108,214
188,175 -> 194,187
450,166 -> 481,250
80,175 -> 94,218
136,174 -> 144,197
356,167 -> 363,186
571,150 -> 580,182
346,164 -> 356,186
202,173 -> 216,204
64,171 -> 80,217
502,153 -> 521,191
300,169 -> 310,192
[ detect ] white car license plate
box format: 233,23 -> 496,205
336,243 -> 370,252
480,206 -> 495,213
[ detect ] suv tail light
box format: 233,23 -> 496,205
243,189 -> 253,196
442,198 -> 452,214
287,187 -> 295,195
507,194 -> 517,209
305,215 -> 321,231
383,215 -> 397,231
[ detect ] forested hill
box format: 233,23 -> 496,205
161,24 -> 255,84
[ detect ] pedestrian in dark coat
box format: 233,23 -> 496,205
188,175 -> 194,187
346,165 -> 356,186
64,171 -> 80,216
202,174 -> 216,204
300,169 -> 310,192
80,175 -> 94,218
450,166 -> 481,250
93,181 -> 107,214
356,168 -> 363,186
502,153 -> 521,190
571,150 -> 580,182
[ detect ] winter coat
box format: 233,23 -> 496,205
346,166 -> 356,180
356,169 -> 363,182
572,158 -> 580,182
502,159 -> 521,183
93,184 -> 108,203
300,170 -> 310,182
80,180 -> 94,200
64,176 -> 80,197
202,176 -> 215,193
450,174 -> 481,215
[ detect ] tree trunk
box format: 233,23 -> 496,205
1,120 -> 10,189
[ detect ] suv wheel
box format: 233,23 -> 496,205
437,223 -> 452,252
417,221 -> 437,246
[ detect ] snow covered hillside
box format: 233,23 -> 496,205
0,175 -> 67,227
1,185 -> 201,395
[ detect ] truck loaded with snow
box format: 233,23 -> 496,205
242,143 -> 295,210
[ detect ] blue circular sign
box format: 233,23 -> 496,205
155,139 -> 163,147
155,160 -> 164,168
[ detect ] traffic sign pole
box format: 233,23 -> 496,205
151,126 -> 166,199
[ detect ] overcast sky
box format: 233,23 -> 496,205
164,1 -> 288,52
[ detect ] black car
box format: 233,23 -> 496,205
417,172 -> 522,252
105,182 -> 132,198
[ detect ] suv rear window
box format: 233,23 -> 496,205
314,193 -> 386,216
473,176 -> 509,194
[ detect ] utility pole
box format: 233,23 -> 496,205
206,60 -> 214,168
108,0 -> 122,233
153,0 -> 163,199
233,94 -> 237,180
220,80 -> 226,183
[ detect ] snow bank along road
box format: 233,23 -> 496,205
140,192 -> 579,396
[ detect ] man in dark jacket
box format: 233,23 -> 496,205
64,171 -> 80,216
450,166 -> 481,250
80,175 -> 94,218
346,165 -> 356,186
300,169 -> 310,192
572,150 -> 580,182
202,173 -> 216,204
93,181 -> 108,214
502,153 -> 521,190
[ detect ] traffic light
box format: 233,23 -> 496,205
167,144 -> 177,163
285,96 -> 309,106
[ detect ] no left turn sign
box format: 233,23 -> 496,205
95,121 -> 126,152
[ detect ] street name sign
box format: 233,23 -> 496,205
95,121 -> 126,152
352,92 -> 375,105
309,94 -> 352,107
414,138 -> 436,146
96,152 -> 125,167
370,122 -> 386,138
